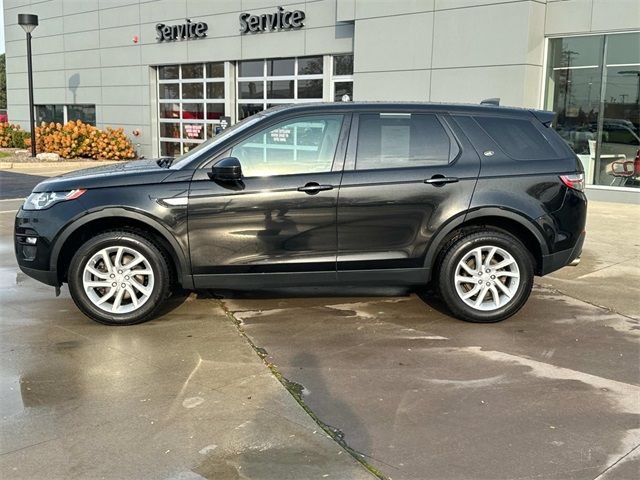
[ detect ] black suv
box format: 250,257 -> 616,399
15,103 -> 586,325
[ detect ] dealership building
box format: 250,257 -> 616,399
3,0 -> 639,199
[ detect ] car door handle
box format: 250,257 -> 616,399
424,175 -> 459,186
297,182 -> 334,194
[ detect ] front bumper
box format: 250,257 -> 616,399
17,264 -> 59,286
14,209 -> 60,287
540,230 -> 585,276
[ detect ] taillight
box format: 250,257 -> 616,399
560,173 -> 585,192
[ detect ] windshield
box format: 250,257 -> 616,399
170,114 -> 265,169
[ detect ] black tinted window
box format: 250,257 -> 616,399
356,113 -> 454,170
475,116 -> 558,160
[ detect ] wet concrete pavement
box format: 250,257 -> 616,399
0,199 -> 373,480
223,287 -> 639,479
0,165 -> 638,479
220,201 -> 640,480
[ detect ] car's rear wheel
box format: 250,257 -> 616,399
438,230 -> 534,323
68,231 -> 170,325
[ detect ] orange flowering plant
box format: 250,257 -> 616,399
0,122 -> 30,148
35,120 -> 136,160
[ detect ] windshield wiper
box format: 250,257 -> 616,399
156,157 -> 175,168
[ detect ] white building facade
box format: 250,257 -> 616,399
4,0 -> 639,199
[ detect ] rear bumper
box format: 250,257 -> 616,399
540,230 -> 585,276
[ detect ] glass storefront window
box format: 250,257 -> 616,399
181,64 -> 203,79
67,105 -> 96,125
35,104 -> 95,125
183,123 -> 205,140
546,33 -> 640,189
238,60 -> 263,77
239,81 -> 264,99
268,80 -> 294,99
334,81 -> 353,101
160,122 -> 181,139
206,62 -> 224,78
298,79 -> 323,99
160,141 -> 181,157
159,103 -> 180,119
237,57 -> 326,119
158,65 -> 179,80
298,56 -> 323,75
333,55 -> 353,76
206,82 -> 224,99
181,103 -> 205,120
36,105 -> 64,124
267,58 -> 294,76
158,63 -> 227,156
159,83 -> 180,100
206,103 -> 225,120
182,83 -> 204,99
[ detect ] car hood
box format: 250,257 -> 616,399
32,159 -> 175,192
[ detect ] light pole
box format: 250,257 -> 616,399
18,14 -> 38,157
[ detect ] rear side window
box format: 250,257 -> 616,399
474,116 -> 558,161
355,113 -> 456,170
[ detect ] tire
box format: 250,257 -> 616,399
438,230 -> 534,323
68,230 -> 170,325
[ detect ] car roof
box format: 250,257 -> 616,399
261,101 -> 549,118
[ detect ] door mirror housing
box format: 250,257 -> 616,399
209,157 -> 242,181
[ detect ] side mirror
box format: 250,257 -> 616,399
209,157 -> 242,181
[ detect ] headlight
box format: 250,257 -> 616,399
23,189 -> 87,211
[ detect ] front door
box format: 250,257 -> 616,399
188,113 -> 349,288
337,111 -> 480,283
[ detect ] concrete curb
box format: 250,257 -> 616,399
0,161 -> 119,170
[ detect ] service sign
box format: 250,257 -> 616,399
156,19 -> 208,42
240,6 -> 306,34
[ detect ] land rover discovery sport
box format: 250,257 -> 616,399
15,102 -> 586,325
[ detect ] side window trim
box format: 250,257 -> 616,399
440,114 -> 463,164
347,111 -> 460,172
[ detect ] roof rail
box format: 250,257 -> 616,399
480,98 -> 500,106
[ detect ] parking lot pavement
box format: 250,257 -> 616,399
0,204 -> 373,479
222,287 -> 639,479
539,201 -> 640,320
0,171 -> 48,200
220,201 -> 640,480
1,162 -> 638,480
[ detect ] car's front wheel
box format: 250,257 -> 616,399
68,231 -> 170,325
438,230 -> 534,323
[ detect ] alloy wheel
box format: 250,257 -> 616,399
82,246 -> 155,314
453,245 -> 520,311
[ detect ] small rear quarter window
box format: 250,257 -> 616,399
474,116 -> 558,161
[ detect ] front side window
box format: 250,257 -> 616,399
231,115 -> 344,177
355,113 -> 454,170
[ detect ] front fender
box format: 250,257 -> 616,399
49,206 -> 192,288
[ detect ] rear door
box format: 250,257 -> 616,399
336,110 -> 480,283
